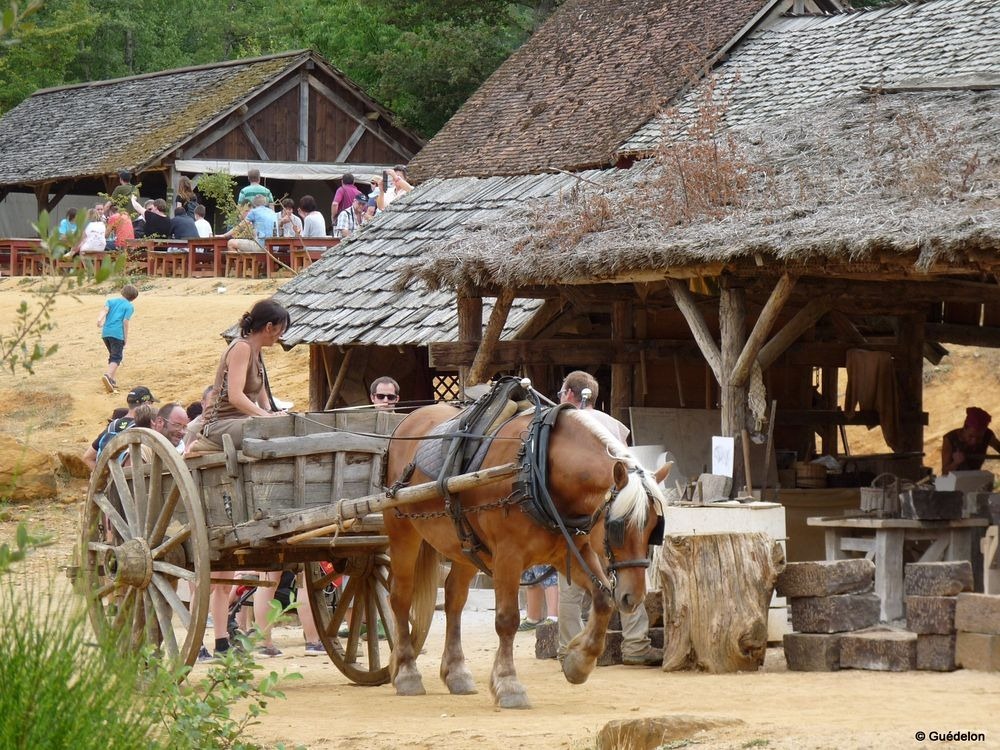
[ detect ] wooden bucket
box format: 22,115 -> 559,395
794,461 -> 827,489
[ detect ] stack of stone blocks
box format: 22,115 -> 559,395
778,558 -> 880,671
780,558 -> 999,672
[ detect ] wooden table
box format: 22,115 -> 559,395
0,238 -> 44,275
807,514 -> 989,621
187,237 -> 228,277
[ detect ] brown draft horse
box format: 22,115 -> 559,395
384,400 -> 665,709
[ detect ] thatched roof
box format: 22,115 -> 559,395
400,86 -> 1000,291
397,0 -> 1000,292
0,50 -> 414,186
407,0 -> 777,181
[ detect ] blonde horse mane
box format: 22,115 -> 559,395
563,409 -> 666,529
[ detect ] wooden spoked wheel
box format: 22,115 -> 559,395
304,550 -> 434,685
79,428 -> 210,672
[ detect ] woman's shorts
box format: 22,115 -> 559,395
520,564 -> 557,588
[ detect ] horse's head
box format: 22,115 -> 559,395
553,410 -> 666,613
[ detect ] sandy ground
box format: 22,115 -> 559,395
1,278 -> 999,750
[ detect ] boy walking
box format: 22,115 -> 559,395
97,284 -> 138,393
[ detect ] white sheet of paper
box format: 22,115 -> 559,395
712,436 -> 735,477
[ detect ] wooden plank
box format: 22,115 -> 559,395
240,122 -> 270,160
298,75 -> 309,161
335,123 -> 367,162
324,347 -> 354,410
210,461 -> 518,548
611,300 -> 633,424
667,278 -> 722,382
925,323 -> 1000,348
240,431 -> 387,459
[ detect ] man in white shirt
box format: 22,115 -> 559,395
555,370 -> 662,667
335,193 -> 369,239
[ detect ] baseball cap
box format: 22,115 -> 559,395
126,386 -> 159,406
354,193 -> 368,203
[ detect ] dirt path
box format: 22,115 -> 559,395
1,278 -> 999,749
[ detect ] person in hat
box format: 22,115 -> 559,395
81,386 -> 159,470
941,407 -> 1000,475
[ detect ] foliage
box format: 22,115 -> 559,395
0,0 -> 563,136
0,210 -> 123,375
0,522 -> 51,574
0,0 -> 41,40
197,171 -> 240,228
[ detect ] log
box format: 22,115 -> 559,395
658,532 -> 785,672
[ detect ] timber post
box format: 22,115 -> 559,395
611,300 -> 633,423
719,277 -> 748,493
457,293 -> 483,395
467,289 -> 514,386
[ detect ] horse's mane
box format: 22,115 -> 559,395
563,409 -> 666,529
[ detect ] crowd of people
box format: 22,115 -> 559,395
59,166 -> 413,258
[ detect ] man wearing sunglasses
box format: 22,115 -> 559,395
370,376 -> 400,411
153,402 -> 191,452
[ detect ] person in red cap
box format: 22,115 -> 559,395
941,407 -> 1000,474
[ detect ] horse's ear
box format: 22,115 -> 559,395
613,460 -> 629,491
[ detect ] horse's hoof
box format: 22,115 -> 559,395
445,672 -> 477,695
561,652 -> 593,685
394,673 -> 426,696
496,690 -> 531,709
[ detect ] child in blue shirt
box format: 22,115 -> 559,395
96,283 -> 139,393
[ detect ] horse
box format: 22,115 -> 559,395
383,392 -> 665,709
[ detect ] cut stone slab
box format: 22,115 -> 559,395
955,632 -> 1000,671
840,629 -> 917,672
596,715 -> 743,750
777,559 -> 875,598
789,594 -> 880,634
783,632 -> 841,671
900,488 -> 963,520
905,596 -> 957,635
917,634 -> 957,672
534,619 -> 558,660
695,473 -> 733,501
955,593 -> 1000,635
904,561 -> 973,597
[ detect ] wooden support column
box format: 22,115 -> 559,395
34,182 -> 51,215
457,293 -> 483,394
308,345 -> 329,411
820,367 -> 839,455
667,278 -> 722,381
467,289 -> 513,386
896,313 -> 925,453
324,347 -> 354,409
720,279 -> 748,494
758,295 -> 834,370
731,272 -> 795,387
611,300 -> 633,424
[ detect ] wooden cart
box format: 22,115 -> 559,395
77,409 -> 515,684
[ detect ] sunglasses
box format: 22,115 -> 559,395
374,393 -> 399,402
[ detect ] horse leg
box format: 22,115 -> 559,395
439,562 -> 478,695
561,551 -> 614,685
489,558 -> 531,709
388,526 -> 426,696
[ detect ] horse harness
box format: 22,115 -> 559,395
390,377 -> 652,595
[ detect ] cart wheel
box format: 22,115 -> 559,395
304,551 -> 434,685
79,428 -> 210,673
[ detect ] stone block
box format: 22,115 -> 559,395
782,632 -> 841,671
776,559 -> 875,598
955,632 -> 1000,671
789,594 -> 880,634
900,488 -> 962,521
905,596 -> 957,635
916,634 -> 957,672
0,436 -> 57,502
904,561 -> 973,597
645,591 -> 664,628
534,619 -> 558,660
596,716 -> 743,750
695,473 -> 732,501
840,629 -> 917,671
598,630 -> 623,667
955,593 -> 1000,635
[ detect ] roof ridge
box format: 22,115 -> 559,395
32,49 -> 311,97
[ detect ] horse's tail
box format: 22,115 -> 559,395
410,540 -> 438,653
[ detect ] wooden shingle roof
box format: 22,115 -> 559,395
619,0 -> 1000,154
407,0 -> 774,181
0,50 -> 404,186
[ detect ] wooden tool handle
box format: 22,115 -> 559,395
741,428 -> 753,495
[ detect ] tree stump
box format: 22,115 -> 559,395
659,532 -> 785,672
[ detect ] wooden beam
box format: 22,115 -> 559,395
335,123 -> 367,162
298,75 -> 309,161
828,311 -> 868,344
457,294 -> 483,392
925,323 -> 1000,348
513,298 -> 565,340
775,409 -> 928,428
324,347 -> 354,410
731,272 -> 796,387
758,295 -> 833,370
307,74 -> 416,160
428,338 -> 705,370
43,182 -> 72,213
611,300 -> 633,423
666,278 -> 722,382
240,122 -> 270,161
467,290 -> 514,386
897,314 -> 925,453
